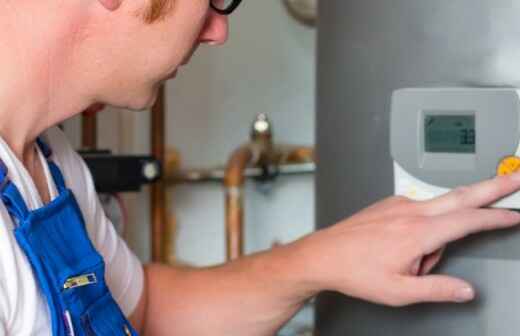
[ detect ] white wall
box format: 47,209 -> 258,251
67,0 -> 316,267
66,1 -> 316,333
164,3 -> 316,333
166,0 -> 316,266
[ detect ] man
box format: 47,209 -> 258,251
1,0 -> 520,335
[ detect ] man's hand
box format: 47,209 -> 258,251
297,173 -> 520,307
131,173 -> 520,335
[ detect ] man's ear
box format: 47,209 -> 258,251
98,0 -> 122,10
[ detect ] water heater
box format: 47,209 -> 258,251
316,1 -> 520,335
392,88 -> 520,208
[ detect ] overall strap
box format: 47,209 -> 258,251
0,160 -> 30,221
36,138 -> 67,193
36,137 -> 52,159
0,137 -> 67,223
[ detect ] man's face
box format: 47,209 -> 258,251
82,0 -> 229,110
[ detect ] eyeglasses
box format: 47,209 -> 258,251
210,0 -> 243,15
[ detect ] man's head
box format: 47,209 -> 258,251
88,0 -> 229,109
2,0 -> 229,117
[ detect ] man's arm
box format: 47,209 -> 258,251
130,244 -> 312,336
130,173 -> 520,335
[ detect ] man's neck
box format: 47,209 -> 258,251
0,67 -> 91,164
0,5 -> 93,163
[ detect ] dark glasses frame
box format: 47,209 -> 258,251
210,0 -> 243,15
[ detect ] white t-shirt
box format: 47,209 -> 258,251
0,127 -> 144,335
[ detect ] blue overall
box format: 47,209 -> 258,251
0,139 -> 138,336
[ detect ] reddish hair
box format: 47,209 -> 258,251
142,0 -> 174,23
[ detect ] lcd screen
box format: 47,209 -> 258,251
424,115 -> 475,153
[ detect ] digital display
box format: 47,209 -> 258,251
424,115 -> 475,153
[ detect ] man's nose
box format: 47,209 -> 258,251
198,10 -> 229,45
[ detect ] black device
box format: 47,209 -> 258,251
79,150 -> 161,193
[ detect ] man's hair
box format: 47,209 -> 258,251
142,0 -> 175,23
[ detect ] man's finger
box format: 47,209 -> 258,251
396,275 -> 475,305
419,173 -> 520,215
419,248 -> 445,275
420,208 -> 520,253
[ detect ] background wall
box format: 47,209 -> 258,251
165,0 -> 316,265
66,1 -> 316,334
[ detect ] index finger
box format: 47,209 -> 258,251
419,173 -> 520,216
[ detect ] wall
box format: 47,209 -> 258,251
164,3 -> 316,332
66,1 -> 316,333
165,0 -> 316,265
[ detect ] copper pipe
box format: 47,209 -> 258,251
224,114 -> 272,261
160,113 -> 314,262
284,146 -> 315,164
150,85 -> 168,262
222,115 -> 318,261
82,113 -> 97,149
81,104 -> 107,149
223,144 -> 315,261
224,146 -> 254,261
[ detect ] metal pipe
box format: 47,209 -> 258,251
223,114 -> 316,261
163,148 -> 181,263
81,104 -> 105,149
223,143 -> 315,261
150,85 -> 168,262
82,114 -> 97,149
224,114 -> 276,261
284,146 -> 315,164
167,162 -> 316,184
160,113 -> 315,262
224,146 -> 254,261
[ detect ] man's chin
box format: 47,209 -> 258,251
121,81 -> 167,111
145,86 -> 162,109
119,95 -> 159,112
